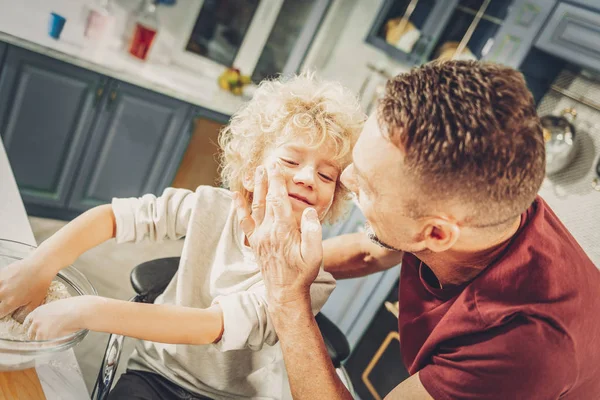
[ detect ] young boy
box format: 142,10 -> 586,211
4,73 -> 364,399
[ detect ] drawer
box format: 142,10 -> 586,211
535,2 -> 600,72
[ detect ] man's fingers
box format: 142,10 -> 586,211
300,208 -> 323,270
266,163 -> 293,222
251,167 -> 267,225
233,192 -> 256,239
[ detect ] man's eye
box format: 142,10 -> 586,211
319,173 -> 334,182
280,158 -> 298,166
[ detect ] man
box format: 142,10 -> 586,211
234,60 -> 600,399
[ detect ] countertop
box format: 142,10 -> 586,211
0,8 -> 247,117
0,140 -> 89,399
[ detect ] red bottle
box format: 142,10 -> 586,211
128,0 -> 158,60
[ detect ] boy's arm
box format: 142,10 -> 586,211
323,232 -> 403,279
2,188 -> 196,321
213,270 -> 335,352
26,296 -> 224,344
1,204 -> 117,320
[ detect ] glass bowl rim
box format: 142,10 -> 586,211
0,238 -> 97,354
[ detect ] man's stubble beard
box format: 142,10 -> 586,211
365,222 -> 431,257
365,222 -> 403,252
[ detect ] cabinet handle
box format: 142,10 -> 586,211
107,90 -> 119,110
91,82 -> 106,108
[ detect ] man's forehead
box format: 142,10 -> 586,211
355,115 -> 392,163
354,114 -> 407,186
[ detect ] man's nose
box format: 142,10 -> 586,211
341,165 -> 356,193
293,166 -> 316,187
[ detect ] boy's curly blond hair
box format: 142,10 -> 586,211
219,72 -> 365,223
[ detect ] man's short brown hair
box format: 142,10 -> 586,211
377,60 -> 545,227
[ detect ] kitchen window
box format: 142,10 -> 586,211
173,0 -> 331,82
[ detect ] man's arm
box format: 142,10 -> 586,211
271,297 -> 433,400
270,298 -> 353,399
234,164 -> 432,399
386,373 -> 433,400
323,232 -> 403,279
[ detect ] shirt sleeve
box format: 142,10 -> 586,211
111,187 -> 197,244
419,317 -> 576,400
212,269 -> 336,352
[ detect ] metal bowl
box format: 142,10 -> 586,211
0,239 -> 96,371
542,108 -> 578,175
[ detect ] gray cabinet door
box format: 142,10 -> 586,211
0,42 -> 6,63
67,80 -> 191,211
482,0 -> 557,68
535,2 -> 600,73
366,0 -> 459,65
0,46 -> 103,208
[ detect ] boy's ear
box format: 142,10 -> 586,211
242,169 -> 255,192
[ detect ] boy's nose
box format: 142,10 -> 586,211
293,166 -> 316,188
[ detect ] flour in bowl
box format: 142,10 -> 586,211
0,281 -> 71,341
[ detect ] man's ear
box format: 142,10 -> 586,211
242,169 -> 255,192
422,218 -> 460,253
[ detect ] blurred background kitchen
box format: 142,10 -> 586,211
0,0 -> 599,398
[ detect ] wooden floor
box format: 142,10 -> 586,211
29,216 -> 184,393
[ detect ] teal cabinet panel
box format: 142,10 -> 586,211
535,2 -> 600,73
0,45 -> 104,208
0,42 -> 6,63
67,80 -> 191,211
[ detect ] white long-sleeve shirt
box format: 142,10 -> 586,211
111,186 -> 336,399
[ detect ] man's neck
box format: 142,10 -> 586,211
416,216 -> 522,288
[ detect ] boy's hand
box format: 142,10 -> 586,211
0,258 -> 55,321
25,295 -> 97,340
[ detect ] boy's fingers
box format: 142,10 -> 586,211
233,192 -> 256,240
266,163 -> 293,222
11,305 -> 31,324
251,167 -> 267,225
300,208 -> 323,270
11,297 -> 42,324
0,299 -> 16,319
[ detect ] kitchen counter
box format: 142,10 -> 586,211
0,140 -> 89,399
0,9 -> 247,116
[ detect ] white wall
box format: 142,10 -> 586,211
2,0 -> 410,98
0,0 -> 197,63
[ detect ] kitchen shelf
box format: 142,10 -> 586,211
550,85 -> 600,113
455,5 -> 504,25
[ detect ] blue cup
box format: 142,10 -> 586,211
48,12 -> 66,39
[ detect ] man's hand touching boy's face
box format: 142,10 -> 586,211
234,164 -> 323,308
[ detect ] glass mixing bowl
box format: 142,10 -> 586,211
0,239 -> 97,371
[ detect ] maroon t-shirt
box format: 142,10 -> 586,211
399,197 -> 600,399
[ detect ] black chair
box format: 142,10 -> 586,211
92,257 -> 353,399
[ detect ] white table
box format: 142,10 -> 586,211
0,140 -> 89,399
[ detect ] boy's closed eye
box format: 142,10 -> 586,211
319,172 -> 335,182
280,157 -> 336,183
280,158 -> 298,166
